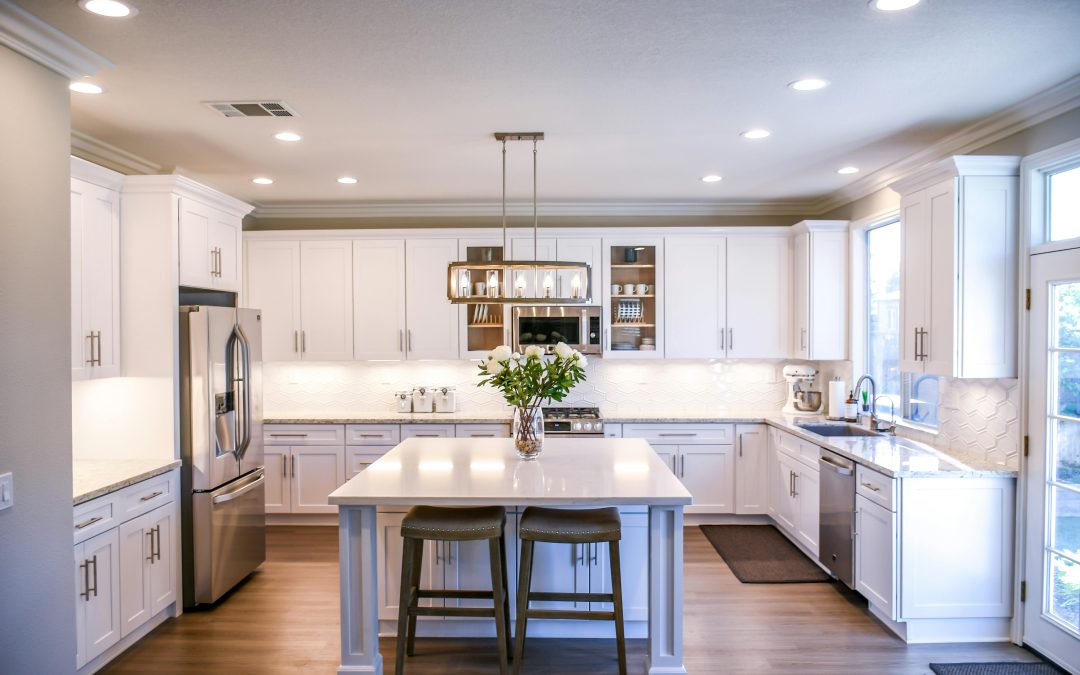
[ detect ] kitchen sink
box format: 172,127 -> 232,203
797,423 -> 880,438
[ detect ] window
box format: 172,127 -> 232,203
865,218 -> 939,428
1049,163 -> 1080,242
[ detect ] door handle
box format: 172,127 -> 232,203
213,474 -> 265,504
283,455 -> 288,479
407,330 -> 412,353
800,327 -> 807,351
720,328 -> 725,351
399,329 -> 404,353
291,455 -> 296,478
88,555 -> 98,599
729,328 -> 734,352
153,525 -> 161,561
295,330 -> 300,353
79,559 -> 90,601
146,530 -> 155,563
738,433 -> 743,457
792,472 -> 799,498
301,331 -> 306,354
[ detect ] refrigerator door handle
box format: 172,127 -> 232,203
212,473 -> 265,505
236,324 -> 253,458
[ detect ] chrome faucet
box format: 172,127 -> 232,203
874,395 -> 897,435
853,374 -> 878,430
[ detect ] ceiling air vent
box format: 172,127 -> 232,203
204,100 -> 299,118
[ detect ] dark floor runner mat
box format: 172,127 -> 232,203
929,663 -> 1066,675
699,524 -> 830,583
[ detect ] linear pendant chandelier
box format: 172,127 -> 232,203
447,132 -> 592,305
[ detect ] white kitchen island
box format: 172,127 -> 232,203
328,437 -> 692,675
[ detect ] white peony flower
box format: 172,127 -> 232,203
507,358 -> 519,370
511,352 -> 521,361
485,359 -> 502,375
490,345 -> 512,362
575,354 -> 588,369
554,342 -> 573,359
524,345 -> 544,360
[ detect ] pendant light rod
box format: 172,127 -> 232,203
533,139 -> 538,262
501,139 -> 507,257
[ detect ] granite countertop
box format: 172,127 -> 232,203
329,437 -> 691,507
265,411 -> 514,425
73,458 -> 182,505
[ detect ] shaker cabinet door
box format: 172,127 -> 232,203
245,240 -> 302,362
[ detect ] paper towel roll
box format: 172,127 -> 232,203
828,380 -> 847,420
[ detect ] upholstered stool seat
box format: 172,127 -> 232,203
396,505 -> 511,675
513,507 -> 628,675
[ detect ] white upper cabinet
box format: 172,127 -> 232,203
726,235 -> 790,358
892,155 -> 1020,378
665,237 -> 726,359
245,240 -> 302,362
207,210 -> 242,292
179,197 -> 245,292
299,241 -> 354,361
71,158 -> 122,380
556,238 -> 602,301
405,238 -> 460,359
790,221 -> 848,361
354,240 -> 407,360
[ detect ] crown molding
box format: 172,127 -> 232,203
0,0 -> 112,79
890,154 -> 1021,196
71,130 -> 161,175
810,73 -> 1080,214
70,155 -> 124,190
250,199 -> 816,219
123,174 -> 254,217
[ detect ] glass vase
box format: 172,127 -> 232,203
512,406 -> 544,460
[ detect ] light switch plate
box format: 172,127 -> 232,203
0,472 -> 12,510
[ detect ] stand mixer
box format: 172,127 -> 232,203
782,365 -> 822,415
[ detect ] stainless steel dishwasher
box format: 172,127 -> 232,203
818,449 -> 855,588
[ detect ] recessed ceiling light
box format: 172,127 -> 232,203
701,175 -> 723,183
78,0 -> 137,18
69,81 -> 104,94
836,166 -> 860,175
871,0 -> 921,10
741,129 -> 771,140
789,78 -> 829,91
337,176 -> 358,184
274,131 -> 302,142
252,177 -> 273,185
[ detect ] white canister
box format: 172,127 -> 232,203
394,391 -> 412,413
412,386 -> 434,413
434,386 -> 457,413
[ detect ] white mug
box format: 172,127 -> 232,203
611,284 -> 622,295
474,281 -> 487,296
635,283 -> 648,295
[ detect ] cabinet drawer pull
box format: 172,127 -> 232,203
358,434 -> 385,438
658,433 -> 696,438
139,490 -> 163,502
270,433 -> 309,437
414,434 -> 441,438
861,482 -> 881,492
470,433 -> 496,437
75,516 -> 103,530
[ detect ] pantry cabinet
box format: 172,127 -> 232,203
892,155 -> 1020,378
71,159 -> 122,380
790,221 -> 848,361
245,240 -> 353,362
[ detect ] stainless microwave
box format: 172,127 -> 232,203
512,305 -> 602,356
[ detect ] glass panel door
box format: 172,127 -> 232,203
1025,245 -> 1080,670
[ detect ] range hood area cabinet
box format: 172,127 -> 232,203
891,156 -> 1020,379
790,221 -> 849,361
71,157 -> 122,380
664,234 -> 791,359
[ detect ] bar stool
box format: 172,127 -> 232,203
512,506 -> 627,675
396,505 -> 512,675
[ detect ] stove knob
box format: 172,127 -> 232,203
584,422 -> 593,432
595,421 -> 603,432
573,422 -> 583,431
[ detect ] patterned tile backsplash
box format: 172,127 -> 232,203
263,360 -> 1021,469
263,359 -> 790,417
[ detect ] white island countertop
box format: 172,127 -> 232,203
329,437 -> 692,507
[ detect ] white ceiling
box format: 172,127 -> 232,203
19,0 -> 1080,210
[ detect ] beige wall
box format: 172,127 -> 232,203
824,107 -> 1080,222
0,46 -> 77,672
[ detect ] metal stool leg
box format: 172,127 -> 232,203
609,540 -> 627,675
489,538 -> 510,675
512,539 -> 535,675
499,534 -> 513,660
406,537 -> 425,657
395,537 -> 417,675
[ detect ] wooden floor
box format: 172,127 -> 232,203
101,525 -> 1039,675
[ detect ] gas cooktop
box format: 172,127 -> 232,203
541,407 -> 604,436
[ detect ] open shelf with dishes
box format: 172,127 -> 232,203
604,240 -> 662,357
457,243 -> 509,357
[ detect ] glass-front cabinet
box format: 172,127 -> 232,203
602,237 -> 663,358
457,240 -> 510,359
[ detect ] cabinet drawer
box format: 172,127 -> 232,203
264,424 -> 346,445
347,447 -> 393,478
856,465 -> 896,511
456,424 -> 510,438
775,429 -> 820,469
74,498 -> 116,545
622,424 -> 734,444
117,473 -> 174,521
603,423 -> 623,438
346,424 -> 401,446
401,424 -> 455,439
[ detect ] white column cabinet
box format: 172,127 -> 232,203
892,156 -> 1020,379
299,241 -> 354,361
355,239 -> 408,359
726,236 -> 790,358
405,239 -> 460,359
664,237 -> 726,359
734,424 -> 769,515
71,163 -> 122,380
790,221 -> 848,361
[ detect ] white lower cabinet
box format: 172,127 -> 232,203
768,428 -> 820,557
75,528 -> 122,669
265,445 -> 346,514
855,493 -> 896,618
623,424 -> 735,514
734,424 -> 768,514
74,470 -> 179,671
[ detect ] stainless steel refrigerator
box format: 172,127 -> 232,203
179,305 -> 265,607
